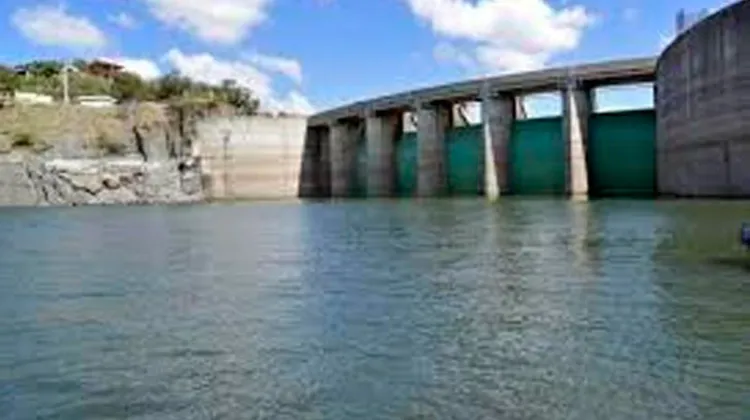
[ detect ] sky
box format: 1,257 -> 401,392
0,0 -> 737,115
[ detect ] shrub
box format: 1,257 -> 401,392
11,132 -> 34,148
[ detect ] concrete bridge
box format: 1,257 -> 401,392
301,57 -> 658,200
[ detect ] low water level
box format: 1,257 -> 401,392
0,200 -> 748,419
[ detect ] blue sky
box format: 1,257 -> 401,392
0,0 -> 735,114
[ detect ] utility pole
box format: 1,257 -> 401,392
61,59 -> 75,105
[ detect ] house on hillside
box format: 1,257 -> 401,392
84,60 -> 124,79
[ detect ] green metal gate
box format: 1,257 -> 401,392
446,125 -> 483,196
588,110 -> 656,197
396,133 -> 418,197
509,117 -> 566,195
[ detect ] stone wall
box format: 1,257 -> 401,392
656,0 -> 750,197
196,114 -> 307,200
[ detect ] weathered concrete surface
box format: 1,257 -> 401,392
0,154 -> 202,206
329,121 -> 360,198
656,0 -> 750,197
196,114 -> 307,200
366,112 -> 401,197
562,85 -> 591,199
482,94 -> 515,200
417,103 -> 452,197
298,126 -> 329,198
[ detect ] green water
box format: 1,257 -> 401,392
0,200 -> 748,419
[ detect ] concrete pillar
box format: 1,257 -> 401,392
515,96 -> 527,120
417,102 -> 452,197
318,130 -> 331,197
562,82 -> 592,200
482,93 -> 515,200
366,111 -> 401,197
329,120 -> 359,198
299,126 -> 325,198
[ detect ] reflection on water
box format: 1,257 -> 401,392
0,199 -> 748,419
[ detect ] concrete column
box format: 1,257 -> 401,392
515,96 -> 527,120
562,82 -> 592,200
366,111 -> 401,197
330,120 -> 359,198
482,93 -> 515,200
417,102 -> 452,197
318,130 -> 331,197
299,126 -> 325,198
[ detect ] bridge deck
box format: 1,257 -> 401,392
309,57 -> 657,127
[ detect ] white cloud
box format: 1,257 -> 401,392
142,0 -> 272,43
405,0 -> 594,74
109,12 -> 137,29
163,49 -> 314,115
107,58 -> 162,79
433,42 -> 476,71
12,5 -> 106,49
245,52 -> 303,84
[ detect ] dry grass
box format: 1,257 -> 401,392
0,103 -> 169,154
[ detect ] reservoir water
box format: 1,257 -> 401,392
0,199 -> 748,419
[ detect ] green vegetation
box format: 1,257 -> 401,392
9,131 -> 50,152
0,59 -> 259,115
11,132 -> 34,148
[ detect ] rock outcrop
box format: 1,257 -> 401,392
0,102 -> 216,207
0,154 -> 203,206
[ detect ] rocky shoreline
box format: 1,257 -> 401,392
0,153 -> 204,207
0,102 -> 215,207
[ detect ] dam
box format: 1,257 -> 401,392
3,1 -> 749,206
300,59 -> 657,200
296,0 -> 750,200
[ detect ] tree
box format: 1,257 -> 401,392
216,79 -> 258,115
72,58 -> 88,71
112,71 -> 149,101
154,72 -> 192,100
0,65 -> 19,93
22,60 -> 64,78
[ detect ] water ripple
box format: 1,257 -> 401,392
0,200 -> 747,419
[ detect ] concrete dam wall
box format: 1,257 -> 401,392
300,0 -> 750,200
656,0 -> 750,197
302,57 -> 659,200
197,114 -> 307,200
300,110 -> 657,199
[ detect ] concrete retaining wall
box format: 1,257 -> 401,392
196,114 -> 307,200
656,0 -> 750,197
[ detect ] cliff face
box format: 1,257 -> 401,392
0,103 -> 207,207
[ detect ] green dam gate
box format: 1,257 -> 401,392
587,109 -> 656,197
370,109 -> 656,198
509,117 -> 567,196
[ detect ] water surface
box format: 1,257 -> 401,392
0,199 -> 748,419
